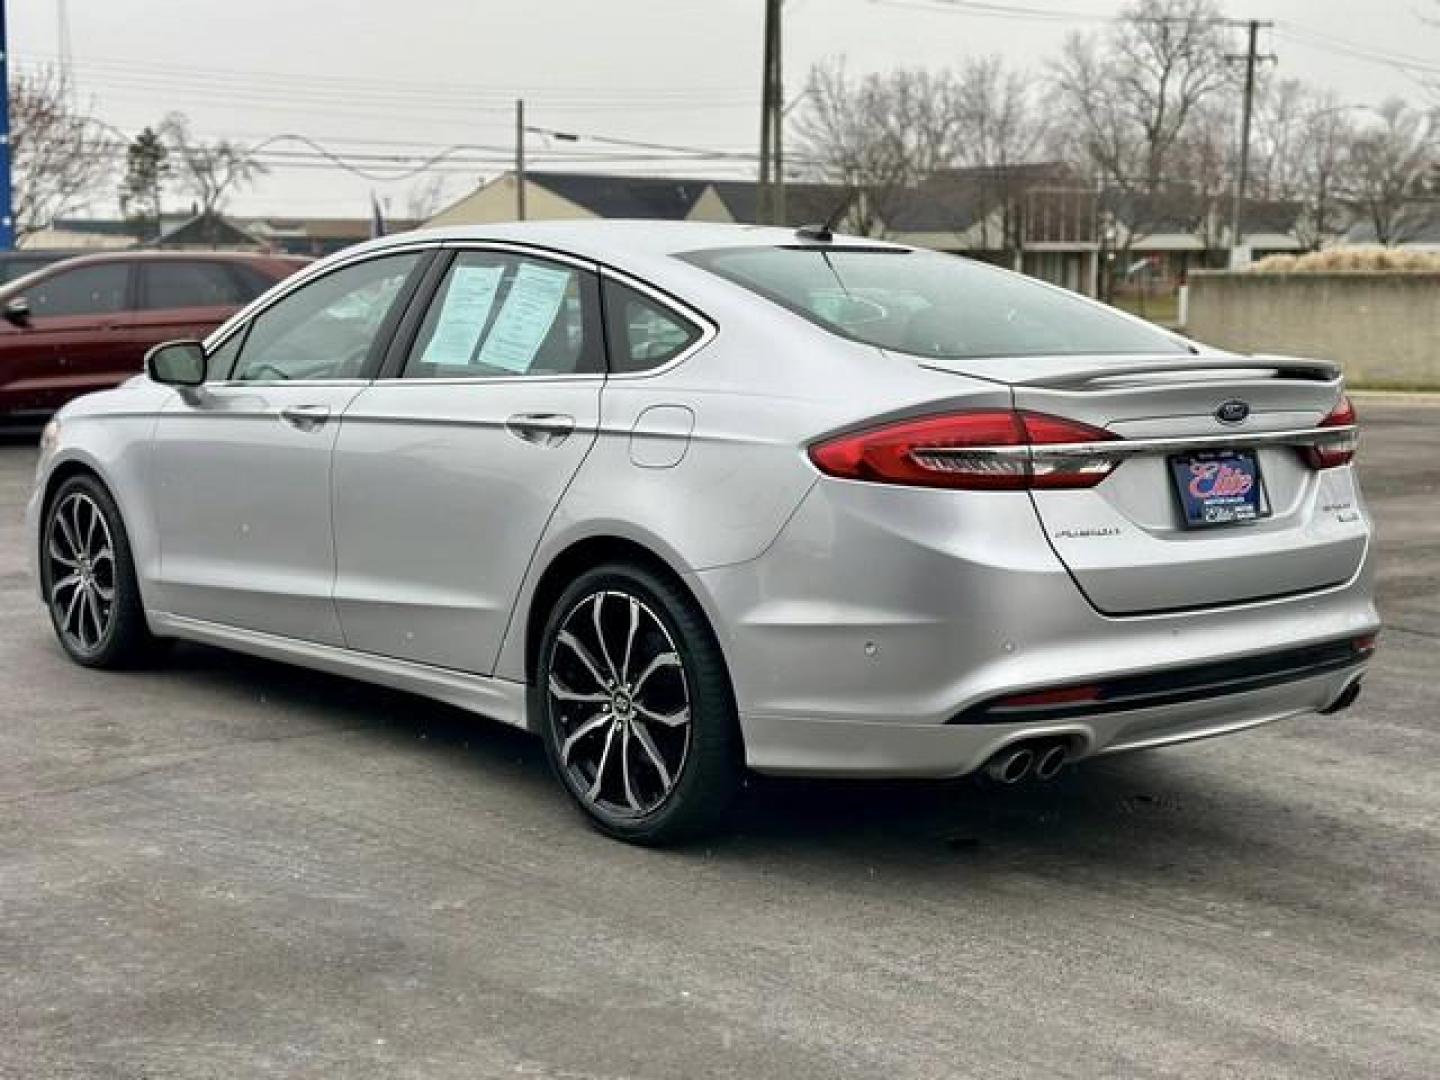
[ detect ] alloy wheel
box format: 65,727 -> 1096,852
547,590 -> 692,819
47,491 -> 117,655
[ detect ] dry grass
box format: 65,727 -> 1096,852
1250,249 -> 1440,273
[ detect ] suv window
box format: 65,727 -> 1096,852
403,252 -> 602,379
230,253 -> 420,382
26,263 -> 131,318
602,280 -> 702,373
141,260 -> 250,309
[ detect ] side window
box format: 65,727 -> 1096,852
26,263 -> 131,318
402,252 -> 602,379
230,253 -> 420,383
601,280 -> 703,374
141,261 -> 249,310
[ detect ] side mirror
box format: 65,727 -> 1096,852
3,297 -> 31,326
145,340 -> 207,387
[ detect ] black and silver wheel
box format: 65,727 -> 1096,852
538,562 -> 741,845
41,474 -> 159,669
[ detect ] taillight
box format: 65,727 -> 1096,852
808,410 -> 1118,490
1305,396 -> 1358,469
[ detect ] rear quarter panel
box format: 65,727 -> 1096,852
491,274 -> 1015,683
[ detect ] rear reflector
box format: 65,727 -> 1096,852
1305,395 -> 1359,469
809,410 -> 1118,491
994,684 -> 1103,709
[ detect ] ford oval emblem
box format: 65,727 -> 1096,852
1215,399 -> 1250,425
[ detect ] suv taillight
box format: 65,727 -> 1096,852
1305,396 -> 1358,469
808,410 -> 1118,491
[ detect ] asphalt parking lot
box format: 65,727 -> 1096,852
2,397 -> 1437,1080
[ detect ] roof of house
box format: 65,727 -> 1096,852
522,171 -> 851,227
150,211 -> 263,249
707,180 -> 851,228
1343,201 -> 1440,245
882,163 -> 1088,234
247,216 -> 422,241
526,172 -> 715,220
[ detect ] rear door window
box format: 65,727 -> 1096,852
141,260 -> 250,309
402,251 -> 602,379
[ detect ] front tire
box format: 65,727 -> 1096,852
538,562 -> 742,845
40,474 -> 160,669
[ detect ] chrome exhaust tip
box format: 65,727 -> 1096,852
1032,742 -> 1069,782
1320,679 -> 1362,716
985,746 -> 1035,784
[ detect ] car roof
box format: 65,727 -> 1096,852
358,219 -> 908,263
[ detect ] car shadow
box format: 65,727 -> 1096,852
149,637 -> 1308,888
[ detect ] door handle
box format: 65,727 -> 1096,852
279,404 -> 332,431
506,413 -> 576,447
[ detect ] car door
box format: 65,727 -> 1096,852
331,246 -> 604,673
0,260 -> 136,414
148,249 -> 429,644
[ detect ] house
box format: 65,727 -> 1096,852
425,170 -> 856,231
148,211 -> 265,251
246,216 -> 421,257
1340,201 -> 1440,251
880,164 -> 1100,294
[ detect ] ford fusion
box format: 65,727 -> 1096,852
27,221 -> 1378,844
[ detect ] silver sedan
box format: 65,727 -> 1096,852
26,221 -> 1379,843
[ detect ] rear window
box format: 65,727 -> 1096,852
679,246 -> 1185,360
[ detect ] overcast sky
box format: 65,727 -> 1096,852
10,0 -> 1438,220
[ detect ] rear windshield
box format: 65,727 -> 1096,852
679,246 -> 1185,360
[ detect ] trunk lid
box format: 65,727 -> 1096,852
919,352 -> 1368,614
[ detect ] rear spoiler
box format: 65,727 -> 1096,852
919,352 -> 1342,390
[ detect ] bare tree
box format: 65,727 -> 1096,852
792,60 -> 966,235
953,55 -> 1047,251
1294,94 -> 1359,249
1049,0 -> 1234,252
8,66 -> 116,240
160,113 -> 267,221
1250,77 -> 1310,202
404,174 -> 450,223
1346,99 -> 1440,246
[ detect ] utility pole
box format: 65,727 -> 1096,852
1227,19 -> 1275,268
515,98 -> 526,222
757,0 -> 784,225
0,0 -> 12,251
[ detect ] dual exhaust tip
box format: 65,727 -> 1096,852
984,738 -> 1071,785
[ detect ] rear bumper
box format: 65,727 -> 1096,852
740,660 -> 1366,779
694,479 -> 1379,778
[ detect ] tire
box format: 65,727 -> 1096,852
537,561 -> 742,845
40,473 -> 162,669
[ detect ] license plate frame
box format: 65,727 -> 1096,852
1168,449 -> 1268,529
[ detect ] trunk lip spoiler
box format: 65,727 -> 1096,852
918,353 -> 1342,388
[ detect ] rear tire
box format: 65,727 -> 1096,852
40,473 -> 162,669
537,562 -> 742,845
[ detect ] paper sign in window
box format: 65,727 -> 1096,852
475,263 -> 572,373
419,265 -> 503,366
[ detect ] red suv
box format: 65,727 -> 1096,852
0,251 -> 306,420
